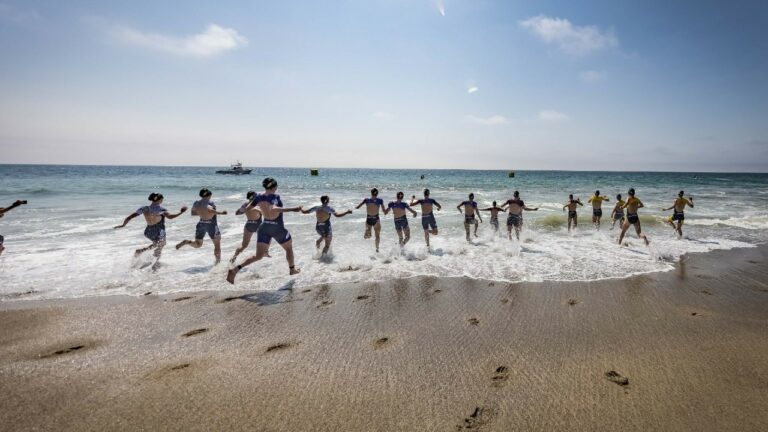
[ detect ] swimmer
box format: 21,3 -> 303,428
384,191 -> 418,246
410,189 -> 442,247
618,188 -> 650,246
175,188 -> 227,265
610,194 -> 626,229
663,191 -> 694,238
501,191 -> 539,240
301,195 -> 352,255
230,191 -> 271,263
114,193 -> 186,269
227,177 -> 302,283
587,190 -> 610,229
0,199 -> 28,257
457,193 -> 482,241
355,188 -> 386,252
562,194 -> 583,232
479,201 -> 506,234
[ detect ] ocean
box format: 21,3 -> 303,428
1,165 -> 766,300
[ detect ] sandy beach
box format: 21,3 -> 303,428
1,246 -> 767,431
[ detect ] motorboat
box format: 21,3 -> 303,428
216,162 -> 252,175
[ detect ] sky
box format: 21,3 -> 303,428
0,0 -> 767,171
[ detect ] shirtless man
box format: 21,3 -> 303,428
384,192 -> 418,246
227,177 -> 302,283
301,195 -> 352,255
0,199 -> 27,256
176,188 -> 227,264
480,201 -> 505,234
562,194 -> 583,232
501,191 -> 539,240
230,191 -> 269,263
355,188 -> 386,252
610,194 -> 626,229
114,193 -> 186,269
663,190 -> 694,238
457,193 -> 482,241
587,190 -> 610,229
618,188 -> 650,246
410,189 -> 442,247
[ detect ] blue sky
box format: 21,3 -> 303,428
0,0 -> 766,171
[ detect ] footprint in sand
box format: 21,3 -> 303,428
690,312 -> 701,316
491,366 -> 509,388
317,300 -> 335,309
605,370 -> 629,386
182,328 -> 208,337
172,296 -> 194,302
170,363 -> 191,371
373,337 -> 390,349
500,298 -> 509,304
700,290 -> 713,296
457,406 -> 494,430
265,342 -> 297,353
302,289 -> 312,293
39,345 -> 87,359
216,296 -> 242,304
468,318 -> 480,326
356,295 -> 371,300
433,289 -> 442,294
567,298 -> 579,306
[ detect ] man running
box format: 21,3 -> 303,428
115,193 -> 186,268
301,195 -> 352,255
228,177 -> 302,283
663,191 -> 694,238
176,188 -> 227,264
562,194 -> 583,232
480,201 -> 506,234
384,192 -> 418,246
355,188 -> 386,252
587,190 -> 610,229
457,193 -> 482,241
502,191 -> 539,240
610,194 -> 626,229
0,199 -> 27,257
410,189 -> 442,247
618,188 -> 650,246
230,191 -> 270,263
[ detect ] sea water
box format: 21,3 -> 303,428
0,165 -> 765,300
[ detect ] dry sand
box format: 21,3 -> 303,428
1,246 -> 767,431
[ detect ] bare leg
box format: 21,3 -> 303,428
473,222 -> 479,237
507,225 -> 513,240
403,227 -> 411,245
227,242 -> 270,284
676,222 -> 683,238
515,225 -> 521,240
618,221 -> 631,245
279,239 -> 300,274
150,241 -> 166,271
176,239 -> 203,250
567,217 -> 572,232
322,236 -> 332,255
396,228 -> 404,246
464,223 -> 471,241
212,236 -> 222,264
573,216 -> 578,229
374,222 -> 381,252
135,243 -> 157,257
315,236 -> 323,249
364,223 -> 372,239
634,222 -> 650,246
424,230 -> 430,247
0,244 -> 5,256
230,230 -> 254,263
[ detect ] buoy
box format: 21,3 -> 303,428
508,171 -> 515,178
310,169 -> 319,176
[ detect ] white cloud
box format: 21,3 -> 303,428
538,110 -> 569,122
435,0 -> 446,16
579,70 -> 605,82
466,115 -> 508,126
372,111 -> 394,120
519,15 -> 618,55
467,86 -> 479,94
113,24 -> 248,57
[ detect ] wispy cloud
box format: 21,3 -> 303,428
467,86 -> 478,94
372,111 -> 394,120
579,70 -> 605,82
538,110 -> 569,122
0,3 -> 40,23
466,115 -> 508,126
113,24 -> 248,57
434,0 -> 446,16
520,15 -> 618,55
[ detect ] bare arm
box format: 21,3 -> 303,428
114,213 -> 139,229
577,200 -> 583,207
165,207 -> 188,220
355,200 -> 366,209
334,210 -> 353,218
457,203 -> 463,213
687,198 -> 694,208
409,196 -> 418,206
435,202 -> 442,211
523,206 -> 538,211
300,207 -> 312,214
0,200 -> 26,215
409,207 -> 417,217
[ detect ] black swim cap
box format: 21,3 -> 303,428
514,190 -> 519,197
493,200 -> 497,206
469,193 -> 474,199
148,193 -> 163,201
199,188 -> 212,198
424,188 -> 430,196
371,188 -> 378,195
321,195 -> 329,204
616,194 -> 622,200
595,190 -> 600,195
628,188 -> 635,196
246,191 -> 256,200
569,194 -> 573,199
679,190 -> 684,196
262,177 -> 278,189
397,191 -> 404,199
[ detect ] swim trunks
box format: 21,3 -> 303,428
490,217 -> 499,229
507,214 -> 522,227
366,214 -> 380,226
614,211 -> 624,221
195,217 -> 221,240
316,220 -> 332,237
421,213 -> 437,230
257,219 -> 292,245
593,209 -> 603,217
568,210 -> 577,218
245,218 -> 262,233
144,220 -> 166,242
627,213 -> 639,224
670,211 -> 685,222
394,215 -> 409,231
465,214 -> 478,224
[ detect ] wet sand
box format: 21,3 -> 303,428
1,246 -> 767,431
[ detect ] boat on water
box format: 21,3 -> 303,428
216,162 -> 252,175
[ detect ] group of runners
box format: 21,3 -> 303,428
1,178 -> 696,284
